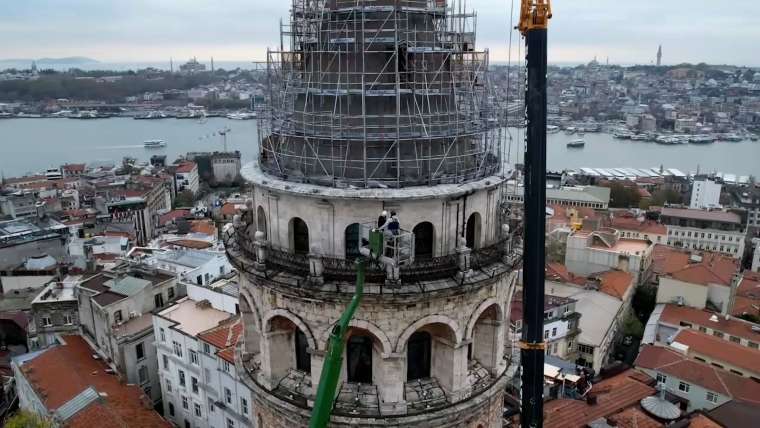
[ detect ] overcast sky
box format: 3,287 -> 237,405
1,0 -> 758,66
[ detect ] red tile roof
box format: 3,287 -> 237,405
189,220 -> 216,237
597,270 -> 634,300
220,202 -> 241,217
652,245 -> 738,286
543,370 -> 656,428
198,317 -> 242,363
545,263 -> 585,285
607,406 -> 663,428
732,272 -> 760,318
158,209 -> 191,226
660,207 -> 742,224
673,329 -> 760,375
686,414 -> 722,428
62,163 -> 86,173
18,335 -> 169,427
611,216 -> 667,236
635,345 -> 760,404
175,162 -> 197,174
659,304 -> 760,343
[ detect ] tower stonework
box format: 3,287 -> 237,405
225,1 -> 521,426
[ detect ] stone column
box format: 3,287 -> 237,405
456,237 -> 472,280
253,231 -> 268,274
308,244 -> 325,285
378,353 -> 407,415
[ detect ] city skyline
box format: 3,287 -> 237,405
1,0 -> 759,67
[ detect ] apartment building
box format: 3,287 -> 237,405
660,207 -> 746,258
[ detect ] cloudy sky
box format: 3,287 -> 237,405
1,0 -> 758,66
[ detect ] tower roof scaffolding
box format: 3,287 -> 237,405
257,0 -> 504,188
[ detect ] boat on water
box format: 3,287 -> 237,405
144,139 -> 167,148
134,111 -> 167,120
68,110 -> 102,119
226,112 -> 257,120
750,134 -> 759,141
564,127 -> 576,135
718,133 -> 743,142
567,139 -> 585,148
689,135 -> 714,144
547,125 -> 560,134
612,130 -> 633,139
630,134 -> 648,141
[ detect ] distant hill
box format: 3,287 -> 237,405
0,57 -> 100,69
36,57 -> 100,65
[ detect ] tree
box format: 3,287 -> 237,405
607,182 -> 641,208
649,188 -> 681,207
174,190 -> 195,208
621,313 -> 645,339
546,238 -> 566,263
5,411 -> 53,428
632,285 -> 657,323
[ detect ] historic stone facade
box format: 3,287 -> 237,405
225,1 -> 521,426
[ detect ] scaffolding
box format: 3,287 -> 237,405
258,0 -> 504,188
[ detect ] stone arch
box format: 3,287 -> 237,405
263,308 -> 317,351
288,217 -> 309,254
465,298 -> 504,341
239,289 -> 262,332
412,221 -> 435,259
318,319 -> 393,355
395,314 -> 462,353
466,211 -> 482,249
256,205 -> 267,240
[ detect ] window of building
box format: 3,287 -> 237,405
114,310 -> 122,324
552,343 -> 558,354
63,314 -> 73,325
695,356 -> 706,362
578,344 -> 594,355
656,373 -> 667,384
208,398 -> 215,413
174,341 -> 183,357
179,370 -> 186,387
241,397 -> 249,415
203,343 -> 211,354
749,341 -> 759,349
222,360 -> 231,373
194,403 -> 202,417
713,331 -> 724,339
182,395 -> 189,409
138,365 -> 149,384
544,330 -> 549,339
190,350 -> 198,365
191,377 -> 198,394
224,387 -> 232,404
160,328 -> 166,342
167,379 -> 172,392
731,369 -> 744,376
154,293 -> 165,309
712,362 -> 724,369
169,403 -> 175,417
163,354 -> 169,370
729,336 -> 741,343
168,287 -> 175,299
679,321 -> 692,327
41,316 -> 52,326
699,326 -> 707,333
226,418 -> 234,428
184,420 -> 190,428
706,391 -> 718,403
551,327 -> 557,337
678,382 -> 690,393
136,342 -> 145,361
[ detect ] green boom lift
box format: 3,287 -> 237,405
308,228 -> 383,428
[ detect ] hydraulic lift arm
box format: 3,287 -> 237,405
518,1 -> 551,428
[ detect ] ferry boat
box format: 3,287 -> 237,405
630,134 -> 648,141
567,139 -> 585,148
144,139 -> 167,148
134,111 -> 167,120
226,112 -> 257,120
689,135 -> 715,144
546,125 -> 560,134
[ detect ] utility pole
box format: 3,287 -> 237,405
518,1 -> 551,427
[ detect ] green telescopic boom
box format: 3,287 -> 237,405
309,257 -> 366,428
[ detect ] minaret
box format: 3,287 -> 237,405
225,1 -> 519,427
210,57 -> 214,72
170,57 -> 173,73
657,44 -> 662,67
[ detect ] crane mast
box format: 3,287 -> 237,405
518,1 -> 551,427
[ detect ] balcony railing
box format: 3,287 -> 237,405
224,221 -> 520,289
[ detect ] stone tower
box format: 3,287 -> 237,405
225,1 -> 521,426
656,44 -> 662,67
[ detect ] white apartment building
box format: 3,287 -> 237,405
154,277 -> 252,428
511,294 -> 580,361
141,248 -> 233,287
176,161 -> 200,195
211,152 -> 242,184
661,207 -> 746,258
752,238 -> 760,272
690,179 -> 721,210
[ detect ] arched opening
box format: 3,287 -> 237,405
289,217 -> 309,254
469,304 -> 504,372
344,223 -> 361,260
239,296 -> 260,355
346,335 -> 373,383
412,222 -> 434,259
257,206 -> 267,240
406,331 -> 431,380
466,212 -> 482,249
266,315 -> 312,381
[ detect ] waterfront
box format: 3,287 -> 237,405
1,118 -> 759,177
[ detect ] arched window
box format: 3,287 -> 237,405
346,335 -> 373,383
257,206 -> 267,239
466,212 -> 482,249
289,217 -> 309,254
295,329 -> 311,373
344,223 -> 361,260
469,304 -> 504,372
406,331 -> 432,380
412,222 -> 434,259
